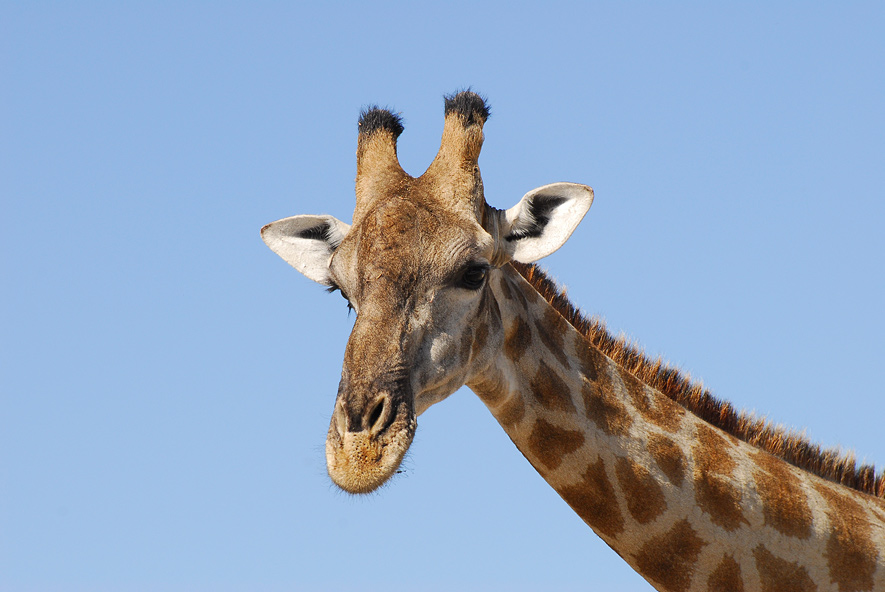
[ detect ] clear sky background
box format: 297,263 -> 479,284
2,3 -> 883,591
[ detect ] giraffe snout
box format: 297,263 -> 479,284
325,389 -> 416,494
337,394 -> 392,435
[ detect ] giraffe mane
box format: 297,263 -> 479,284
513,261 -> 885,499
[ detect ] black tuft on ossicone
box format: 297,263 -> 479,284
358,107 -> 404,139
444,90 -> 490,126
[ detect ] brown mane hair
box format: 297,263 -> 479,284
513,261 -> 885,499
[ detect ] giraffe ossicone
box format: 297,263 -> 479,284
262,91 -> 885,591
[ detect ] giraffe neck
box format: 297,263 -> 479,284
467,265 -> 885,592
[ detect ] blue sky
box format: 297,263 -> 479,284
2,3 -> 883,591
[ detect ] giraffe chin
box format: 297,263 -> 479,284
325,418 -> 416,494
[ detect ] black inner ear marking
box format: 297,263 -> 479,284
297,221 -> 343,249
505,194 -> 568,241
297,222 -> 330,241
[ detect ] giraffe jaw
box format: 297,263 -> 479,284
325,412 -> 416,494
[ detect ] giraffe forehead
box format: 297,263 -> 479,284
337,199 -> 492,283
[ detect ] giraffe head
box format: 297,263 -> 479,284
262,92 -> 593,493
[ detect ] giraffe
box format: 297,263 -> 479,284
261,92 -> 885,591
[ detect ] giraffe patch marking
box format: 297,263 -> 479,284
582,380 -> 633,437
706,554 -> 744,592
615,456 -> 666,524
625,375 -> 685,433
647,433 -> 686,487
497,392 -> 525,427
575,341 -> 600,382
559,457 -> 625,538
813,482 -> 877,592
504,316 -> 532,362
537,307 -> 571,369
501,275 -> 529,309
753,544 -> 817,592
498,274 -> 516,301
634,518 -> 706,592
693,425 -> 747,531
530,360 -> 576,413
751,450 -> 813,539
527,418 -> 585,471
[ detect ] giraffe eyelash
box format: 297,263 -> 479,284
325,281 -> 355,313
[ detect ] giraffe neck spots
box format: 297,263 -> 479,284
530,360 -> 576,413
813,482 -> 878,591
527,418 -> 585,471
614,456 -> 666,524
503,315 -> 532,362
751,450 -> 814,539
633,519 -> 706,592
623,373 -> 685,433
536,307 -> 571,369
646,433 -> 686,487
558,457 -> 625,539
753,545 -> 817,592
707,554 -> 745,592
692,424 -> 748,532
581,378 -> 633,437
483,264 -> 885,592
513,261 -> 885,500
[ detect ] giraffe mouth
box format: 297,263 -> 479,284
325,396 -> 416,494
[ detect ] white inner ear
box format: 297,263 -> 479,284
503,182 -> 594,263
260,214 -> 351,285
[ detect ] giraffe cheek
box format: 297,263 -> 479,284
429,332 -> 457,365
411,333 -> 471,415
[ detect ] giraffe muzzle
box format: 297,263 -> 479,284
325,389 -> 416,494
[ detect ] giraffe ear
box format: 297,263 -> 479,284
261,214 -> 351,285
501,183 -> 594,263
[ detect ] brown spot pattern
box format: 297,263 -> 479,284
575,341 -> 600,382
500,275 -> 528,309
648,434 -> 686,487
615,456 -> 666,524
693,425 -> 747,531
513,262 -> 885,500
706,554 -> 744,592
496,393 -> 525,427
527,418 -> 585,471
498,275 -> 515,301
530,360 -> 575,413
504,316 -> 532,362
582,380 -> 633,437
634,519 -> 706,592
624,374 -> 685,433
753,545 -> 817,592
536,307 -> 571,369
813,482 -> 877,592
559,457 -> 625,538
751,450 -> 813,539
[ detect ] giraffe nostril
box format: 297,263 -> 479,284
368,397 -> 387,433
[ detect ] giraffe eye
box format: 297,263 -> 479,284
460,264 -> 488,290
